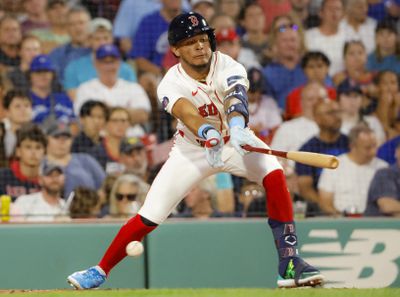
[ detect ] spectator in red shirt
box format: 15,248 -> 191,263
286,51 -> 336,119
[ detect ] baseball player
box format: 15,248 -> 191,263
67,12 -> 324,289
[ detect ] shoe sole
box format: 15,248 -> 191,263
67,276 -> 83,290
278,274 -> 325,288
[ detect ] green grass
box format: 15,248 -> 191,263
0,288 -> 398,297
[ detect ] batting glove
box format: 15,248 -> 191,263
204,129 -> 224,168
229,126 -> 257,156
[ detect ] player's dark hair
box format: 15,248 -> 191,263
79,100 -> 109,118
16,124 -> 47,148
301,51 -> 331,69
3,89 -> 32,109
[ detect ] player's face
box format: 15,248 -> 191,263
173,33 -> 212,68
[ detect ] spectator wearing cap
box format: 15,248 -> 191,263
337,84 -> 385,144
48,6 -> 91,82
0,124 -> 46,201
31,0 -> 71,54
318,125 -> 387,216
63,17 -> 137,101
119,137 -> 149,181
28,54 -> 75,127
0,16 -> 22,72
216,28 -> 261,70
71,100 -> 108,154
20,0 -> 49,34
88,107 -> 131,174
45,122 -> 106,198
246,68 -> 281,144
10,160 -> 67,222
2,90 -> 33,159
75,44 -> 151,134
285,51 -> 336,119
366,20 -> 400,74
365,142 -> 400,217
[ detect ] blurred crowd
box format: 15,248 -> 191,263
0,0 -> 399,222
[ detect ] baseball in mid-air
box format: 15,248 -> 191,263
126,241 -> 144,257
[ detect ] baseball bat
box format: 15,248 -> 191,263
242,145 -> 339,169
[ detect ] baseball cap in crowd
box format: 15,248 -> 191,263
191,0 -> 214,8
89,17 -> 113,34
215,28 -> 239,44
47,0 -> 67,9
96,44 -> 121,60
39,160 -> 64,176
337,83 -> 363,96
120,137 -> 145,154
247,67 -> 265,93
375,19 -> 397,34
45,122 -> 72,137
30,55 -> 55,72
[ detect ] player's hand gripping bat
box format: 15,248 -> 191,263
242,145 -> 339,169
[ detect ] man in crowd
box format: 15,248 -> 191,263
0,124 -> 46,200
11,160 -> 67,222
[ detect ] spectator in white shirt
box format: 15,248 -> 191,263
339,0 -> 377,54
11,160 -> 67,222
318,125 -> 387,216
305,0 -> 346,76
75,44 -> 151,131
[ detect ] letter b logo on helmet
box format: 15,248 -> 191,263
168,12 -> 216,51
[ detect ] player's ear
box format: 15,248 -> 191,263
171,46 -> 180,58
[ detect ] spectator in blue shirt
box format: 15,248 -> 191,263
377,135 -> 400,164
296,100 -> 349,216
45,122 -> 106,198
49,6 -> 91,82
129,0 -> 183,77
365,142 -> 400,216
63,17 -> 137,100
262,15 -> 307,110
366,19 -> 400,74
28,54 -> 75,126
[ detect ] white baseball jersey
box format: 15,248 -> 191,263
157,51 -> 249,144
139,51 -> 282,224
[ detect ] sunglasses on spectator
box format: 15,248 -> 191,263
116,193 -> 137,201
276,23 -> 299,33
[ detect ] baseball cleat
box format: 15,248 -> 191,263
277,257 -> 325,288
67,266 -> 106,289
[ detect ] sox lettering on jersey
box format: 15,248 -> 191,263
198,103 -> 218,117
